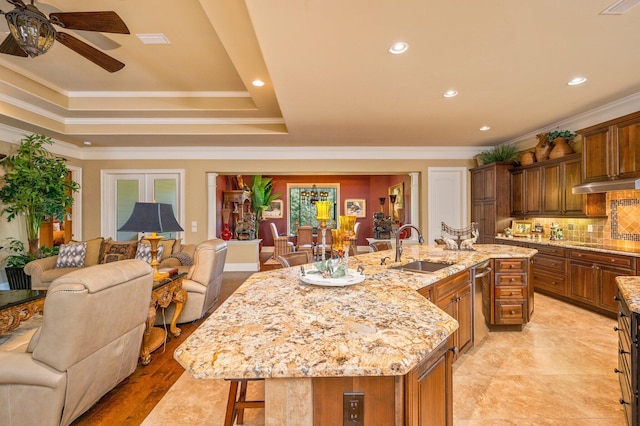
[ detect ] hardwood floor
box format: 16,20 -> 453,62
72,270 -> 258,425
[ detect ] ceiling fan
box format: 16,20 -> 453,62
0,0 -> 129,72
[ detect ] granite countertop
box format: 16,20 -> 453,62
174,244 -> 536,380
617,276 -> 640,313
496,236 -> 640,258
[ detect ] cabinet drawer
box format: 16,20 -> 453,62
533,271 -> 567,296
570,250 -> 636,269
435,270 -> 470,302
495,300 -> 526,324
532,255 -> 566,274
495,286 -> 526,299
495,259 -> 526,272
418,285 -> 432,302
528,244 -> 567,257
495,273 -> 526,286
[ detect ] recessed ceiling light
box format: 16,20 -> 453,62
83,141 -> 92,146
568,76 -> 587,86
252,79 -> 265,87
388,41 -> 409,55
443,90 -> 458,98
480,126 -> 491,131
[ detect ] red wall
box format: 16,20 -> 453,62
217,174 -> 412,247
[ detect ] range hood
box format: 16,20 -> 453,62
572,178 -> 640,194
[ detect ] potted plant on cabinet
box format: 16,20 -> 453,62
546,130 -> 576,159
477,145 -> 520,166
0,134 -> 80,258
250,175 -> 281,239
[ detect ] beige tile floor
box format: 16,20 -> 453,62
144,293 -> 626,425
454,292 -> 625,425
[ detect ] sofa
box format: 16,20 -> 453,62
0,259 -> 153,426
155,238 -> 227,324
24,236 -> 197,290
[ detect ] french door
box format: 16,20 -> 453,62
101,170 -> 185,241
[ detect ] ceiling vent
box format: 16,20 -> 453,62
136,34 -> 170,45
601,0 -> 640,14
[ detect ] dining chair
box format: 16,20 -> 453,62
296,225 -> 315,258
369,241 -> 392,252
270,222 -> 294,261
277,251 -> 313,268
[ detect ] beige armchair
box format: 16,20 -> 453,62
158,239 -> 227,324
0,259 -> 153,426
270,222 -> 294,260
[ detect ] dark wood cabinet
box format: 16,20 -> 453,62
471,162 -> 512,244
530,244 -> 568,298
510,153 -> 603,217
579,110 -> 640,182
434,270 -> 472,359
492,258 -> 531,326
569,249 -> 636,316
404,339 -> 453,426
615,293 -> 638,426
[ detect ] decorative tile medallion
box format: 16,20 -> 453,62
610,198 -> 640,242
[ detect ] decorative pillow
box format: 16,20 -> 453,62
100,240 -> 138,264
164,251 -> 193,266
70,237 -> 104,266
103,253 -> 125,263
55,242 -> 87,268
141,238 -> 175,257
135,243 -> 165,264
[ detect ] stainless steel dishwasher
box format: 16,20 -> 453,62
472,260 -> 492,345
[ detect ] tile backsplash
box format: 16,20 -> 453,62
523,190 -> 640,252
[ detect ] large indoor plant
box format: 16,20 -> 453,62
0,134 -> 79,258
250,175 -> 281,239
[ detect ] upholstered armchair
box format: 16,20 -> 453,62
270,222 -> 294,261
157,239 -> 227,324
0,259 -> 153,426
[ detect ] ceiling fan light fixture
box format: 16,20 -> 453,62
5,8 -> 56,58
388,41 -> 409,55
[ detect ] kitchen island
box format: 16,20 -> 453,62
175,243 -> 535,425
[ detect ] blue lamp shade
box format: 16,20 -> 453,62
118,202 -> 184,233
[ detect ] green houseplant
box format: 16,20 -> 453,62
478,145 -> 520,165
2,238 -> 59,289
546,130 -> 576,143
250,175 -> 281,238
0,134 -> 79,258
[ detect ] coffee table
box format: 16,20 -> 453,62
140,273 -> 187,365
0,290 -> 46,335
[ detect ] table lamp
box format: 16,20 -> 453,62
118,202 -> 183,281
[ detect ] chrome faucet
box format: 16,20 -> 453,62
395,224 -> 425,262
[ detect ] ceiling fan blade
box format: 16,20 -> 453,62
0,34 -> 28,57
49,11 -> 130,34
56,32 -> 125,72
6,0 -> 27,9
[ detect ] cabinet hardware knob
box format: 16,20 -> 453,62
614,326 -> 620,332
614,368 -> 623,374
552,281 -> 557,285
510,292 -> 515,296
620,312 -> 627,318
620,398 -> 630,405
614,296 -> 620,301
510,310 -> 516,314
619,348 -> 629,355
449,346 -> 459,354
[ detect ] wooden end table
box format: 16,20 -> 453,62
140,273 -> 187,365
0,290 -> 46,335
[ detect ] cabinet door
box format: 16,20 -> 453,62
614,116 -> 640,180
563,157 -> 585,215
524,168 -> 541,214
599,266 -> 635,314
471,169 -> 484,202
474,201 -> 496,244
482,167 -> 496,200
510,170 -> 524,216
582,126 -> 611,182
456,285 -> 473,356
569,262 -> 598,305
541,163 -> 561,215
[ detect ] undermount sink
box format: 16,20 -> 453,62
391,260 -> 451,274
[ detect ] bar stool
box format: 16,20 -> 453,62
225,379 -> 264,426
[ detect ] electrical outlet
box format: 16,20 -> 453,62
588,224 -> 594,232
343,392 -> 364,426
